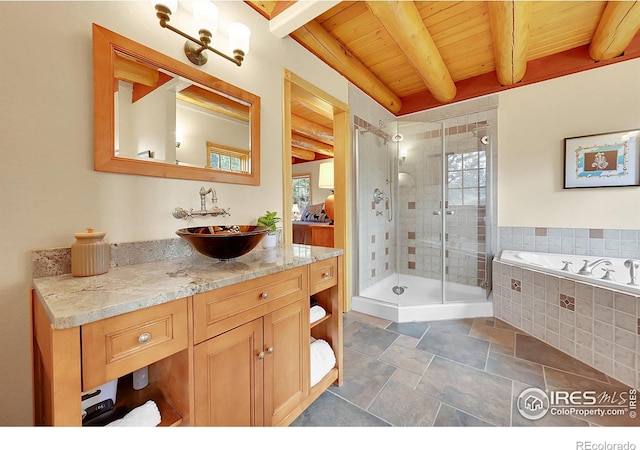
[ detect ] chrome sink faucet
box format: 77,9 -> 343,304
172,186 -> 231,219
577,259 -> 612,276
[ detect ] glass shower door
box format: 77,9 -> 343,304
393,116 -> 490,306
441,117 -> 490,303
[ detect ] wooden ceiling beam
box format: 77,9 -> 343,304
488,1 -> 533,86
292,133 -> 334,157
114,52 -> 158,86
290,19 -> 402,113
291,148 -> 316,161
291,114 -> 334,146
365,1 -> 456,104
589,1 -> 640,61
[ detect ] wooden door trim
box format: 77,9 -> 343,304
282,69 -> 351,311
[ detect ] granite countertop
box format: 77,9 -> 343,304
33,244 -> 342,330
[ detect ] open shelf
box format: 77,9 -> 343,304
310,311 -> 332,329
84,373 -> 182,427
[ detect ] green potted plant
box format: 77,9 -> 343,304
257,210 -> 281,249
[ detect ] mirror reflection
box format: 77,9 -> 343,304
94,24 -> 260,185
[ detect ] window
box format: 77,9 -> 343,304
292,173 -> 311,212
447,150 -> 486,206
206,142 -> 250,173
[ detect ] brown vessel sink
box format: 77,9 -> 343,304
176,225 -> 270,260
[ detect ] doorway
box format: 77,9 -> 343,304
282,70 -> 351,311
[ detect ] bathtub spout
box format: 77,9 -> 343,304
624,260 -> 640,286
578,259 -> 612,276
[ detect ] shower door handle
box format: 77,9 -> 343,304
432,210 -> 442,216
446,210 -> 455,215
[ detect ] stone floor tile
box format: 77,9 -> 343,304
368,380 -> 440,426
416,356 -> 512,426
416,327 -> 490,370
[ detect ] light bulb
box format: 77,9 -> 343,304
193,1 -> 218,35
229,22 -> 251,55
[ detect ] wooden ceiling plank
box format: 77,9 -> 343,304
590,0 -> 640,61
290,19 -> 402,113
365,1 -> 456,104
488,1 -> 533,86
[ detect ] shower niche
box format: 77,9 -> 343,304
352,109 -> 497,323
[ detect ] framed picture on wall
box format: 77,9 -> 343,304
563,128 -> 640,189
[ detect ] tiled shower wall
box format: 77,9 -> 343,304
493,259 -> 639,388
355,116 -> 396,292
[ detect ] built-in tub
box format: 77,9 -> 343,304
493,250 -> 639,388
499,250 -> 640,296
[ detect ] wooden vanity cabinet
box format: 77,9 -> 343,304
31,295 -> 191,426
192,266 -> 309,426
31,254 -> 343,427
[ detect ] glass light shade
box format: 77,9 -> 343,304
318,161 -> 334,189
193,1 -> 218,35
292,204 -> 300,214
399,147 -> 408,159
153,0 -> 178,14
228,22 -> 251,55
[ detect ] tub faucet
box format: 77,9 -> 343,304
578,259 -> 612,276
624,260 -> 640,286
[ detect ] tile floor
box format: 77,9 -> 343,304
291,311 -> 638,427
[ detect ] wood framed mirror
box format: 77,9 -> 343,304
93,23 -> 260,185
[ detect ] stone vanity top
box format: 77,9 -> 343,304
33,244 -> 342,330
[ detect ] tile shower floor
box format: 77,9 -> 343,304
291,311 -> 637,427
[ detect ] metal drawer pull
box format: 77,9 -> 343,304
261,292 -> 268,300
138,332 -> 152,344
258,351 -> 265,359
266,346 -> 274,354
322,272 -> 331,279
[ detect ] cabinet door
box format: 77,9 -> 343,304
263,300 -> 309,426
194,318 -> 264,426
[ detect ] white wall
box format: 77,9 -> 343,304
0,1 -> 347,425
498,58 -> 640,229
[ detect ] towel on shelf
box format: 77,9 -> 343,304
310,339 -> 336,387
310,305 -> 326,323
106,400 -> 161,427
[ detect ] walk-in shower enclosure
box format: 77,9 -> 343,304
352,107 -> 497,322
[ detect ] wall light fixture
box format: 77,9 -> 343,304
153,1 -> 250,67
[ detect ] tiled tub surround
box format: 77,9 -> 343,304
33,240 -> 341,328
499,227 -> 640,259
500,250 -> 640,296
492,256 -> 640,389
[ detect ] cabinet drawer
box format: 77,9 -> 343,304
81,298 -> 188,390
309,257 -> 337,295
193,267 -> 307,344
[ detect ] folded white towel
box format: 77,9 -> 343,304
310,305 -> 326,323
106,400 -> 161,427
310,339 -> 336,387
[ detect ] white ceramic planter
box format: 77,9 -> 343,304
262,233 -> 277,249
